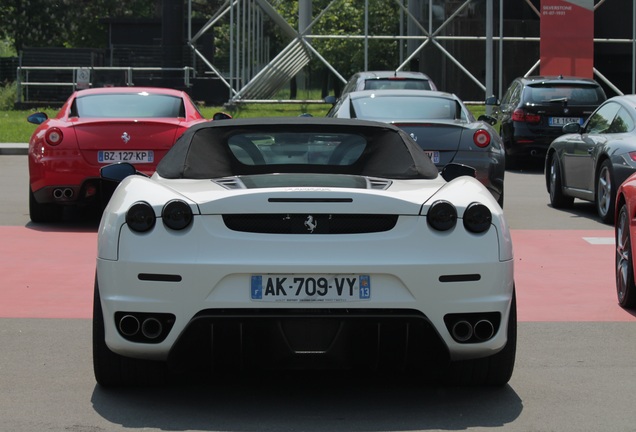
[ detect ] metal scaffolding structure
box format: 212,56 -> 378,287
186,0 -> 636,104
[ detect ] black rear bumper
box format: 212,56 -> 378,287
167,309 -> 451,374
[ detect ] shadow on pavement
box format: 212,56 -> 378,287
91,372 -> 523,431
25,205 -> 101,233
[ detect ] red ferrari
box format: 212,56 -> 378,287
615,174 -> 636,309
27,87 -> 212,222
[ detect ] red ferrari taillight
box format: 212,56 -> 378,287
473,129 -> 491,148
45,128 -> 64,146
628,151 -> 636,162
512,109 -> 541,123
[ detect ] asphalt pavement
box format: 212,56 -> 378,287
1,153 -> 635,432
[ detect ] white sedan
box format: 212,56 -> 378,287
93,117 -> 516,387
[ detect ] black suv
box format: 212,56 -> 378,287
487,75 -> 606,168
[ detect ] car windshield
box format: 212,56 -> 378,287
351,95 -> 463,120
73,93 -> 185,118
228,132 -> 366,166
526,85 -> 604,105
364,79 -> 432,91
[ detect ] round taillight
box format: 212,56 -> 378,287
162,200 -> 193,230
463,202 -> 492,233
45,128 -> 63,146
427,200 -> 457,231
126,202 -> 156,232
473,129 -> 491,148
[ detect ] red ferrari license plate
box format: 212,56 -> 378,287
98,150 -> 154,163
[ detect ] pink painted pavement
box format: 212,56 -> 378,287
0,226 -> 634,321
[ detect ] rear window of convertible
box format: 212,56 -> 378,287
227,132 -> 367,166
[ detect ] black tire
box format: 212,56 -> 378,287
504,153 -> 520,171
596,160 -> 616,224
93,277 -> 168,387
29,187 -> 62,223
548,155 -> 574,209
500,130 -> 520,171
615,204 -> 636,309
445,288 -> 517,386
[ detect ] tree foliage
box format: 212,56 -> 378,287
276,0 -> 404,79
0,0 -> 403,80
0,0 -> 160,52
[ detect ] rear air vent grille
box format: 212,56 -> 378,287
367,178 -> 392,190
223,214 -> 398,234
214,178 -> 246,189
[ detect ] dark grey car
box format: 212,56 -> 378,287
545,95 -> 636,224
327,89 -> 505,207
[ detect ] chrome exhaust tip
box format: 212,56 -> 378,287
118,315 -> 140,337
474,319 -> 495,341
141,317 -> 163,340
451,320 -> 474,342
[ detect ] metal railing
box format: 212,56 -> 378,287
16,66 -> 196,104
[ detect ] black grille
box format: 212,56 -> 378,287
167,308 -> 449,374
223,214 -> 398,234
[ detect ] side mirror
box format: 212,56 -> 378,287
485,96 -> 499,106
100,162 -> 138,182
27,112 -> 48,125
477,114 -> 497,126
441,163 -> 476,182
213,112 -> 232,120
324,95 -> 337,105
562,122 -> 582,134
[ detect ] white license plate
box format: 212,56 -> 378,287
549,117 -> 582,127
424,151 -> 440,164
98,150 -> 154,163
250,274 -> 371,302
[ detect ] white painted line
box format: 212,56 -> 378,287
583,237 -> 615,245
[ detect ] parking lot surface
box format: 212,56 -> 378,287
1,155 -> 635,432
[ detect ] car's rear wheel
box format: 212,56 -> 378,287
504,154 -> 520,171
500,130 -> 520,170
445,288 -> 517,386
615,204 -> 636,309
597,160 -> 616,224
548,155 -> 574,209
29,187 -> 63,223
93,277 -> 168,387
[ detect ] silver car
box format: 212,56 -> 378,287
340,70 -> 438,94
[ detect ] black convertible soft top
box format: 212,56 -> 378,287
156,117 -> 439,180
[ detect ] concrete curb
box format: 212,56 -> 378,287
0,143 -> 28,155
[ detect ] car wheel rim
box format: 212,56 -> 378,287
598,166 -> 611,216
616,207 -> 630,303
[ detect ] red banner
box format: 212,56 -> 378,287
540,0 -> 594,77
